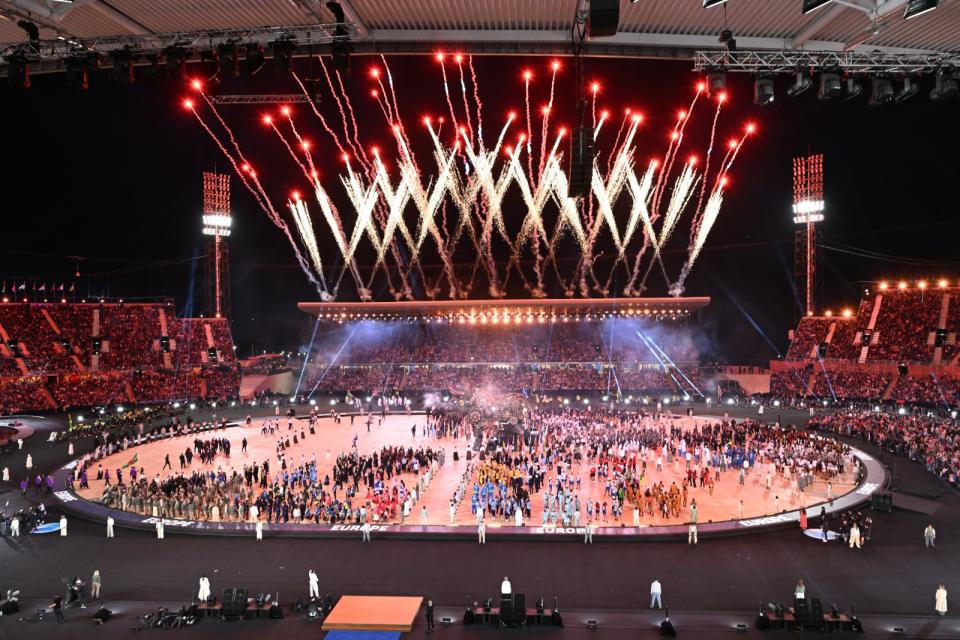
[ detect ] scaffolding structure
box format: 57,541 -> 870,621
202,171 -> 231,318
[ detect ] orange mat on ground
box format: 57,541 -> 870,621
321,595 -> 424,632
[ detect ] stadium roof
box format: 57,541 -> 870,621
298,297 -> 710,321
1,0 -> 958,71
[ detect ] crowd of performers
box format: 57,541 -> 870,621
78,409 -> 449,526
466,408 -> 856,526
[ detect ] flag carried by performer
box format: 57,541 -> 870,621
122,454 -> 139,469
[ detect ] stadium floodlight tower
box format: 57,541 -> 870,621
201,171 -> 232,318
792,154 -> 824,318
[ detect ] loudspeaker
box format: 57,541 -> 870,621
810,597 -> 823,620
587,0 -> 619,37
568,127 -> 594,198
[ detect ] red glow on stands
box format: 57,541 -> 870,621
190,79 -> 202,91
280,106 -> 290,116
523,69 -> 532,81
262,114 -> 273,125
182,98 -> 194,109
551,60 -> 561,71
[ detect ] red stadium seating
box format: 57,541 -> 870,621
0,302 -> 238,411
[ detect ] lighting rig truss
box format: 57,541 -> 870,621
0,23 -> 354,75
694,50 -> 960,75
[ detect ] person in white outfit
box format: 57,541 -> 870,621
10,516 -> 19,537
106,516 -> 115,538
18,438 -> 23,450
26,454 -> 33,470
256,521 -> 263,541
68,442 -> 74,456
584,521 -> 594,544
308,570 -> 320,599
449,501 -> 456,525
688,523 -> 698,545
633,507 -> 640,527
849,523 -> 861,549
361,521 -> 372,542
2,466 -> 9,482
198,576 -> 211,602
59,515 -> 68,536
936,584 -> 948,616
514,505 -> 523,527
477,519 -> 486,544
156,520 -> 165,540
650,578 -> 662,609
249,504 -> 259,523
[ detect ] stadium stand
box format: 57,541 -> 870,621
0,302 -> 238,412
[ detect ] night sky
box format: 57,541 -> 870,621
2,55 -> 959,364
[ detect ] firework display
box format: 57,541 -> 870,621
184,55 -> 755,301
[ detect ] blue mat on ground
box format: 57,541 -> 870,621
324,632 -> 401,640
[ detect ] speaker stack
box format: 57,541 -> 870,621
587,0 -> 619,37
567,128 -> 594,198
221,587 -> 248,619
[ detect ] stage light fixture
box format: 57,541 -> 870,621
271,38 -> 296,70
719,28 -> 737,51
16,19 -> 39,43
894,77 -> 919,103
65,53 -> 99,90
817,72 -> 841,100
705,71 -> 726,96
868,76 -> 894,105
218,42 -> 239,76
753,75 -> 774,106
802,0 -> 833,13
904,0 -> 938,20
199,49 -> 220,81
930,72 -> 959,101
841,77 -> 863,102
245,43 -> 265,75
786,71 -> 813,97
703,0 -> 728,7
164,46 -> 188,80
6,53 -> 30,89
111,48 -> 134,84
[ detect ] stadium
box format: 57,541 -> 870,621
1,1 -> 959,638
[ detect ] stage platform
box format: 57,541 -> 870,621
321,596 -> 423,632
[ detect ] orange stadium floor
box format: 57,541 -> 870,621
76,413 -> 855,527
